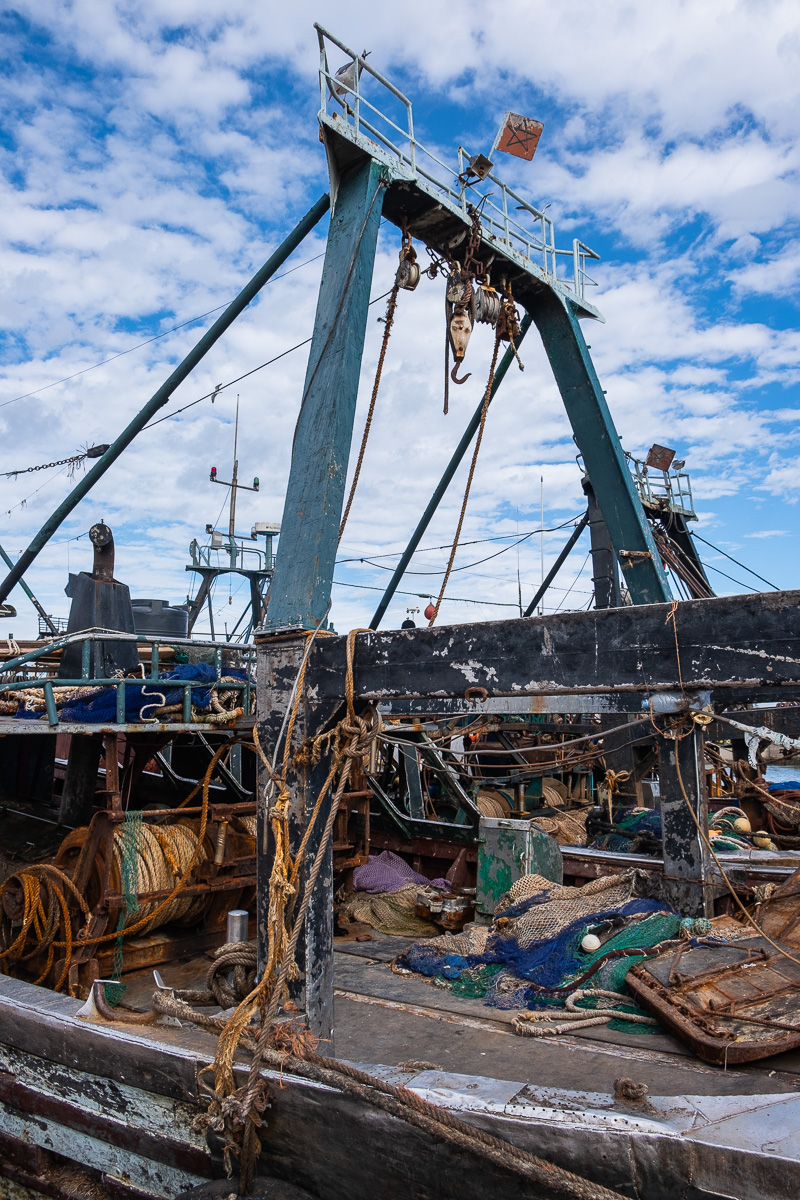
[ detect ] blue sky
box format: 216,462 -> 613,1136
1,1 -> 798,637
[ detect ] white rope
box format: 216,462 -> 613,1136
512,989 -> 658,1038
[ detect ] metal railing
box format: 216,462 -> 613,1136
628,458 -> 697,520
315,24 -> 600,304
0,629 -> 255,729
188,535 -> 273,573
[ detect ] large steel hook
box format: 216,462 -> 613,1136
450,361 -> 472,385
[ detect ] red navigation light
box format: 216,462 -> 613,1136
210,466 -> 217,481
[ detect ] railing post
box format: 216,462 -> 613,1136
352,54 -> 360,135
407,102 -> 416,176
43,682 -> 58,726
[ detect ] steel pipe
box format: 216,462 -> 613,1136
0,193 -> 331,604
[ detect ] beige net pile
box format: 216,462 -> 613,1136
338,883 -> 438,938
411,922 -> 490,958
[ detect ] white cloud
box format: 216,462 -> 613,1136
2,1 -> 800,636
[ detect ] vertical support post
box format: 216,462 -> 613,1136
60,735 -> 102,826
527,291 -> 672,605
266,158 -> 389,631
583,478 -> 621,609
256,635 -> 337,1042
658,726 -> 714,917
103,731 -> 121,814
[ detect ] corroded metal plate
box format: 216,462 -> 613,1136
628,934 -> 800,1064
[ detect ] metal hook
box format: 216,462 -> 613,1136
450,362 -> 471,385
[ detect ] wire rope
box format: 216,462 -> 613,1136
690,532 -> 778,590
336,517 -> 583,562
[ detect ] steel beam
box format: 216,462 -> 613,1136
583,478 -> 622,609
523,510 -> 589,617
527,292 -> 671,606
0,194 -> 331,605
304,589 -> 800,701
658,725 -> 714,916
0,543 -> 56,633
369,316 -> 532,629
265,160 -> 389,631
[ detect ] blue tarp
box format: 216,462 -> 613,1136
16,663 -> 249,723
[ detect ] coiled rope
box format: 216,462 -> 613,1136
0,746 -> 226,991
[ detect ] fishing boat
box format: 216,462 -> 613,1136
1,26 -> 799,1200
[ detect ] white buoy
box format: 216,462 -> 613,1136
581,933 -> 601,953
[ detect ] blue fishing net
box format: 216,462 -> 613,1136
400,898 -> 672,990
398,898 -> 683,1033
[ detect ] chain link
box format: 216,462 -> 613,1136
3,453 -> 87,479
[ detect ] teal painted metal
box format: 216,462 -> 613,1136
265,160 -> 389,630
0,194 -> 331,607
369,315 -> 532,629
529,293 -> 672,605
476,816 -> 563,916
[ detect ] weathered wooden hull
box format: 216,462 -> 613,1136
2,974 -> 799,1200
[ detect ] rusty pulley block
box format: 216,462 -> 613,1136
445,271 -> 517,394
446,267 -> 474,386
395,229 -> 420,291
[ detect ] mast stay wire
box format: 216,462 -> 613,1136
144,287 -> 394,432
2,217 -> 408,416
0,251 -> 327,412
337,516 -> 582,562
354,517 -> 582,575
690,531 -> 778,591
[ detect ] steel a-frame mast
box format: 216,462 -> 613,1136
263,26 -> 671,635
256,28 -> 674,1042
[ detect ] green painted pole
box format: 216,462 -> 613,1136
522,510 -> 589,617
369,314 -> 531,629
0,193 -> 331,605
0,541 -> 57,633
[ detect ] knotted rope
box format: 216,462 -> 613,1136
200,629 -> 380,1188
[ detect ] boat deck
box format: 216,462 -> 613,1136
4,932 -> 800,1200
119,930 -> 800,1101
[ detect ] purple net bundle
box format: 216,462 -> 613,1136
352,850 -> 448,895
